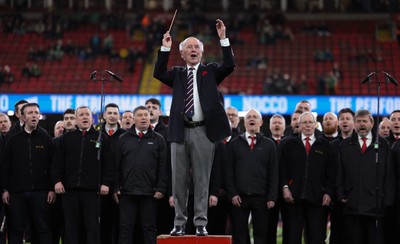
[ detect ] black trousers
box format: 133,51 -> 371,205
329,201 -> 345,244
7,191 -> 52,244
62,190 -> 99,244
282,200 -> 328,244
49,196 -> 64,244
266,198 -> 286,244
156,197 -> 174,235
344,215 -> 384,244
384,198 -> 400,244
231,195 -> 269,244
118,194 -> 157,244
0,203 -> 7,244
396,198 -> 400,238
100,195 -> 119,244
207,189 -> 230,235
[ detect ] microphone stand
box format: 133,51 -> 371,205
89,70 -> 123,226
361,71 -> 398,243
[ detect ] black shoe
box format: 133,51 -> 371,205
170,226 -> 185,236
195,226 -> 208,236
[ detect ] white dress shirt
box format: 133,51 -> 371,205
358,132 -> 372,148
245,132 -> 256,146
186,63 -> 204,121
301,133 -> 316,147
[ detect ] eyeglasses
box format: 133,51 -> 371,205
300,121 -> 315,125
227,113 -> 238,117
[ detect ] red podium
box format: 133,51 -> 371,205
157,235 -> 232,244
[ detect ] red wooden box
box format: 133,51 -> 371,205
157,235 -> 232,244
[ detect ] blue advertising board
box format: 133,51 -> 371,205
1,94 -> 399,116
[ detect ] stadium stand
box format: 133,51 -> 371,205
1,12 -> 400,96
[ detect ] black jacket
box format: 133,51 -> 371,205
391,140 -> 400,199
153,119 -> 169,141
279,134 -> 335,205
102,124 -> 127,161
225,133 -> 278,201
329,135 -> 346,202
320,133 -> 338,142
114,129 -> 168,196
337,133 -> 395,217
3,122 -> 23,143
2,126 -> 53,193
0,135 -> 3,159
102,124 -> 127,146
209,140 -> 224,197
0,137 -> 3,183
153,45 -> 236,143
385,131 -> 397,146
4,122 -> 47,144
231,127 -> 241,139
153,119 -> 173,196
51,128 -> 112,191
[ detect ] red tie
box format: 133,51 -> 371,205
305,137 -> 311,155
109,129 -> 114,136
150,125 -> 154,130
138,132 -> 144,139
82,130 -> 86,136
249,136 -> 255,150
276,139 -> 281,145
361,137 -> 367,153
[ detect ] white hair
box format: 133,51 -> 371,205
270,114 -> 286,126
299,111 -> 316,123
245,109 -> 262,119
179,37 -> 204,52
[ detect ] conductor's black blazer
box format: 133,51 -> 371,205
153,45 -> 236,143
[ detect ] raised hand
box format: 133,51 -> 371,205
216,19 -> 226,40
162,31 -> 172,48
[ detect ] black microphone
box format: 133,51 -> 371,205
382,71 -> 399,87
89,71 -> 97,80
361,72 -> 376,84
105,70 -> 123,82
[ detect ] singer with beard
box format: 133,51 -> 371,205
321,112 -> 339,141
337,109 -> 395,244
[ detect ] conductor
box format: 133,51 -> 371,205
153,19 -> 235,236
